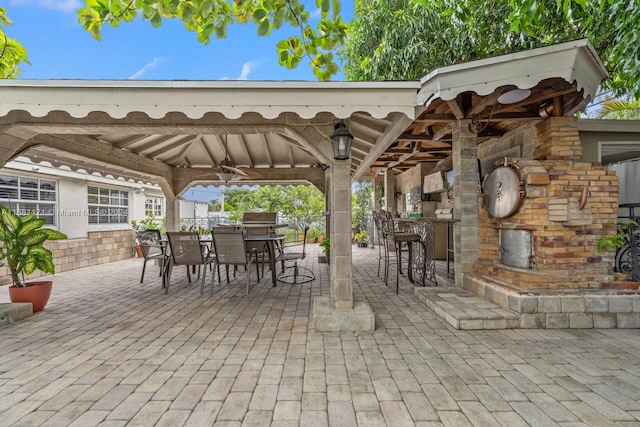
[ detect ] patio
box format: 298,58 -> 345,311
1,245 -> 639,426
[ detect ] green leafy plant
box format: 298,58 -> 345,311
598,219 -> 639,251
0,205 -> 67,287
354,230 -> 369,243
131,214 -> 160,231
0,7 -> 29,79
376,182 -> 385,208
319,238 -> 330,257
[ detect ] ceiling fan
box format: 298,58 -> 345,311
193,135 -> 264,183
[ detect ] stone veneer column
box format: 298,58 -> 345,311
165,196 -> 180,232
324,169 -> 331,237
330,159 -> 353,309
383,170 -> 395,214
312,159 -> 374,332
452,120 -> 479,287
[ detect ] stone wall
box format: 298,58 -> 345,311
0,229 -> 135,285
396,163 -> 433,195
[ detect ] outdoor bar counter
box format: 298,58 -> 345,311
394,217 -> 459,286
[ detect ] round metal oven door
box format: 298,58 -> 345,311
483,165 -> 524,219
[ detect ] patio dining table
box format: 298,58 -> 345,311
162,225 -> 288,287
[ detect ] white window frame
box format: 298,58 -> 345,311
145,196 -> 164,217
87,185 -> 129,225
0,173 -> 58,226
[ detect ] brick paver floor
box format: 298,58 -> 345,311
1,244 -> 640,426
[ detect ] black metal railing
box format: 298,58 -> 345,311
616,203 -> 640,282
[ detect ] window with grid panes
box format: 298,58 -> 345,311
87,186 -> 129,224
144,196 -> 163,217
0,174 -> 57,225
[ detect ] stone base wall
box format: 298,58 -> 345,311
464,273 -> 640,328
0,230 -> 135,285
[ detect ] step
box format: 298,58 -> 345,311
0,303 -> 33,328
414,286 -> 519,330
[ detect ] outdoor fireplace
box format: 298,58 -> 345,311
473,117 -> 620,291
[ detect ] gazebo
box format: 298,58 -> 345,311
1,39 -> 618,331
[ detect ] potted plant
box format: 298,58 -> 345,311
319,238 -> 330,264
598,219 -> 639,282
131,214 -> 160,257
307,229 -> 319,243
354,230 -> 369,247
0,205 -> 67,312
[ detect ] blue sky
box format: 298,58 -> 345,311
5,0 -> 353,81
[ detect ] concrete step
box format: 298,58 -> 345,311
0,303 -> 33,328
414,286 -> 519,330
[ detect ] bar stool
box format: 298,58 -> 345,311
380,210 -> 420,293
372,210 -> 387,278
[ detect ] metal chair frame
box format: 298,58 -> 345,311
244,226 -> 272,278
380,210 -> 420,293
164,232 -> 217,295
211,227 -> 260,295
137,229 -> 167,283
276,226 -> 315,284
372,211 -> 387,278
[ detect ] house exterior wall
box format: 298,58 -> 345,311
0,158 -> 164,285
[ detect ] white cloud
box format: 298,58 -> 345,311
309,8 -> 322,20
10,0 -> 82,12
221,61 -> 259,80
129,58 -> 163,80
42,0 -> 82,12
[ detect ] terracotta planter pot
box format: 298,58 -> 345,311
8,280 -> 53,312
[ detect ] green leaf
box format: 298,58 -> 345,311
17,217 -> 46,238
0,208 -> 20,233
42,229 -> 68,241
22,231 -> 48,247
254,8 -> 267,20
257,19 -> 271,36
321,0 -> 330,15
202,0 -> 213,16
215,24 -> 225,38
150,11 -> 163,27
22,256 -> 36,276
200,22 -> 215,41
